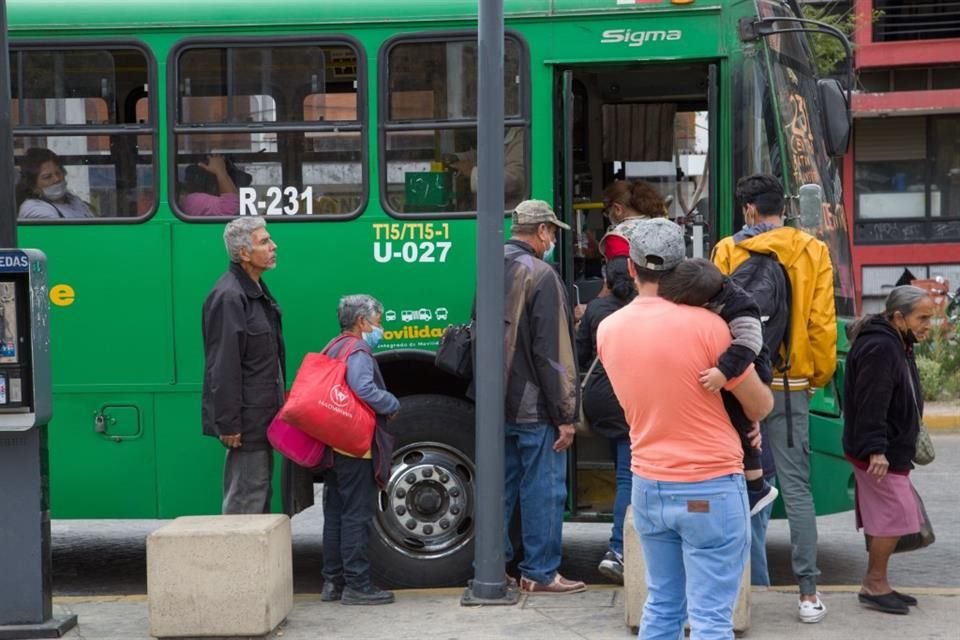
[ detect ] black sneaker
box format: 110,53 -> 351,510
320,580 -> 343,602
748,482 -> 779,516
597,550 -> 624,584
341,584 -> 395,605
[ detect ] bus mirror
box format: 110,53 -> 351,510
818,78 -> 850,157
798,183 -> 823,229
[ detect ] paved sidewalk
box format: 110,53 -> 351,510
52,586 -> 959,639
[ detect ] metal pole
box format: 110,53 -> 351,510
0,0 -> 15,247
462,0 -> 515,605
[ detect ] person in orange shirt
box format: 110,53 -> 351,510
598,217 -> 772,639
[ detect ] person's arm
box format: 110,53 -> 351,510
202,290 -> 246,441
726,366 -> 773,423
808,243 -> 838,388
201,155 -> 239,195
529,273 -> 578,427
345,351 -> 401,416
847,345 -> 895,459
575,303 -> 596,370
716,315 -> 762,380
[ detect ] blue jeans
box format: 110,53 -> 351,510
503,422 -> 567,584
322,453 -> 376,589
750,474 -> 775,587
632,474 -> 749,640
609,436 -> 632,556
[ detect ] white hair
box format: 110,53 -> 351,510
223,217 -> 266,263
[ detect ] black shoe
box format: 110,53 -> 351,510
858,592 -> 909,615
320,580 -> 343,602
748,482 -> 779,516
341,584 -> 395,605
597,550 -> 624,585
892,590 -> 918,606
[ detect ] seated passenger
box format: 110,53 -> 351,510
17,148 -> 96,219
180,155 -> 240,216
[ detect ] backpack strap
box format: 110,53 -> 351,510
773,258 -> 795,448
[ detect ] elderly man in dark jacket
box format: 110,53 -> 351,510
502,200 -> 584,594
202,217 -> 288,514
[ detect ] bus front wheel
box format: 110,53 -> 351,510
368,393 -> 476,588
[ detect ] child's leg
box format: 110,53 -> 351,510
722,390 -> 765,481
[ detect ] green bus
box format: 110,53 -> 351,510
9,0 -> 856,587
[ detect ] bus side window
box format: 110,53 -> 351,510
381,33 -> 529,215
172,41 -> 365,220
12,47 -> 155,221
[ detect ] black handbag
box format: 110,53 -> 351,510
435,321 -> 474,379
864,486 -> 935,554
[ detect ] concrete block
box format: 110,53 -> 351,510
147,514 -> 293,638
623,505 -> 751,633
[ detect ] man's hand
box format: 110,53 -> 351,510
573,303 -> 587,324
699,367 -> 728,393
553,424 -> 575,452
219,433 -> 242,448
200,154 -> 229,177
867,453 -> 889,480
747,421 -> 762,451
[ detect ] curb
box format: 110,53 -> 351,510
924,413 -> 960,430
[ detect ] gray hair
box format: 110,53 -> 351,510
510,222 -> 542,236
884,285 -> 931,320
223,217 -> 266,263
338,294 -> 384,330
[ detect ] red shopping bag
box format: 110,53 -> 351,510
267,412 -> 326,467
280,336 -> 375,456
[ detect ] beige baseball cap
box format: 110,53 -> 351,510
511,199 -> 571,230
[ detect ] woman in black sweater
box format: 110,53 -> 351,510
843,285 -> 936,615
575,256 -> 636,584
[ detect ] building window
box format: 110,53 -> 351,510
381,33 -> 528,215
854,114 -> 960,243
172,40 -> 365,219
12,46 -> 155,221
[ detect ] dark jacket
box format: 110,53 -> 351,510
201,263 -> 285,450
316,335 -> 400,489
843,316 -> 921,472
503,240 -> 578,426
576,294 -> 629,439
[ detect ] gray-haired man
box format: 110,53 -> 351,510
201,217 -> 284,514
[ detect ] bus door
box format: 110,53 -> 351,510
554,62 -> 719,520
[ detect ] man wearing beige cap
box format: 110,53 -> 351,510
501,199 -> 584,594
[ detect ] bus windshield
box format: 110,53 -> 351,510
756,0 -> 856,316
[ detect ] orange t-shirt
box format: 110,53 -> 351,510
597,296 -> 752,482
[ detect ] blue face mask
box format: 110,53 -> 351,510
543,240 -> 556,263
362,325 -> 385,348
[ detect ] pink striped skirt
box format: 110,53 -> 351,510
853,466 -> 923,537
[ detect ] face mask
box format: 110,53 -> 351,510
543,240 -> 556,263
42,181 -> 67,201
362,325 -> 384,349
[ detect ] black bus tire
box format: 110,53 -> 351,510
368,393 -> 476,588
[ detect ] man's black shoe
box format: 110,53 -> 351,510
341,584 -> 395,605
320,581 -> 343,602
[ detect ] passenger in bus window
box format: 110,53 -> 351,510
16,148 -> 96,220
448,128 -> 525,209
180,155 -> 240,216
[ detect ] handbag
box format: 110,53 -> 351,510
908,373 -> 936,465
267,412 -> 326,468
435,321 -> 474,379
280,336 -> 376,457
574,356 -> 600,436
865,486 -> 935,554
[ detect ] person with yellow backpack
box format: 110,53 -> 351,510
712,174 -> 837,623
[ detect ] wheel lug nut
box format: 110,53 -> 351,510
439,474 -> 450,483
396,488 -> 406,498
405,474 -> 416,484
423,525 -> 434,535
439,520 -> 450,530
395,506 -> 406,516
405,519 -> 417,530
449,488 -> 460,498
450,506 -> 461,515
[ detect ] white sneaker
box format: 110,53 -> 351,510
798,594 -> 827,623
